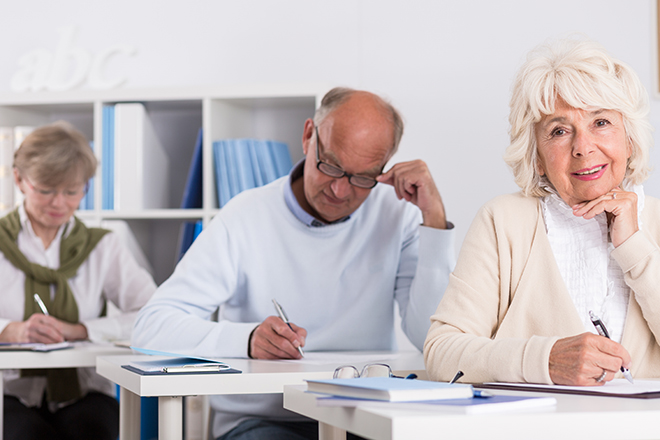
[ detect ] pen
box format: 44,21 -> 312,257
33,293 -> 49,316
272,299 -> 304,357
588,310 -> 634,384
449,370 -> 464,384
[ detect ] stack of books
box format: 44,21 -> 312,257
102,103 -> 170,211
0,126 -> 34,213
306,377 -> 557,414
213,139 -> 292,208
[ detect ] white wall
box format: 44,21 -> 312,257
2,0 -> 659,250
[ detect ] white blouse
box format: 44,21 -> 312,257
0,205 -> 157,407
540,185 -> 644,343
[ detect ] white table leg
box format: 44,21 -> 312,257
158,396 -> 183,440
319,421 -> 347,440
119,386 -> 141,440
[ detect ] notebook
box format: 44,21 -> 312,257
306,377 -> 474,402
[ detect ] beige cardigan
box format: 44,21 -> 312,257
424,192 -> 660,384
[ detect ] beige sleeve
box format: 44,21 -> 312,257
423,202 -> 556,385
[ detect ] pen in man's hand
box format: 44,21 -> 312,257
33,293 -> 49,316
272,299 -> 304,357
588,310 -> 634,384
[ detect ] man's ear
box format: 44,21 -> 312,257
302,119 -> 315,156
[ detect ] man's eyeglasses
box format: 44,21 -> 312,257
333,363 -> 417,380
314,125 -> 379,189
24,177 -> 87,201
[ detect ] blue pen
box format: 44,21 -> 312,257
272,299 -> 304,357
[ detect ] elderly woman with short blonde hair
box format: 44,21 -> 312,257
424,39 -> 660,386
0,122 -> 156,440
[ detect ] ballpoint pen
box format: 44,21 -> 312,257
272,299 -> 304,357
588,310 -> 634,384
449,370 -> 492,397
33,293 -> 49,316
449,370 -> 464,384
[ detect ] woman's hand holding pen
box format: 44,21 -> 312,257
0,314 -> 88,344
548,333 -> 632,386
249,315 -> 307,360
572,187 -> 638,248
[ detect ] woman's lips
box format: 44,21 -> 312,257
572,164 -> 607,181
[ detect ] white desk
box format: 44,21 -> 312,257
96,351 -> 425,440
0,342 -> 130,440
284,383 -> 660,440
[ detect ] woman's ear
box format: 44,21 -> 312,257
13,168 -> 24,192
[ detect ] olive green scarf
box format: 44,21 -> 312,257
0,208 -> 109,402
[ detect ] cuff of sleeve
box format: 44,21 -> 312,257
522,335 -> 559,384
418,225 -> 456,269
81,318 -> 118,343
611,230 -> 657,273
218,321 -> 261,358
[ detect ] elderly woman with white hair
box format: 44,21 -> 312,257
424,39 -> 660,386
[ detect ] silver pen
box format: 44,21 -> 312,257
589,310 -> 634,384
272,299 -> 304,357
33,293 -> 49,316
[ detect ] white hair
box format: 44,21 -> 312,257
504,38 -> 653,197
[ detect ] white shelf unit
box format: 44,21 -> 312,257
0,85 -> 327,284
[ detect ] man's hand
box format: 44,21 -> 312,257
0,314 -> 88,344
377,160 -> 447,229
549,333 -> 632,386
249,316 -> 307,359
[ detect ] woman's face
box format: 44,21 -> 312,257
534,98 -> 631,206
16,171 -> 86,235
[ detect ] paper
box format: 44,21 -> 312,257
481,379 -> 660,398
279,351 -> 402,366
130,346 -> 226,363
315,394 -> 557,414
0,341 -> 73,352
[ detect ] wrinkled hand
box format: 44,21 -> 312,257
377,160 -> 447,229
249,316 -> 306,360
0,314 -> 88,344
572,187 -> 638,247
549,333 -> 631,386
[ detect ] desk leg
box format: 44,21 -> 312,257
158,396 -> 183,440
319,421 -> 347,440
119,387 -> 141,440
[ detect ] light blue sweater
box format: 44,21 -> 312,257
132,175 -> 455,436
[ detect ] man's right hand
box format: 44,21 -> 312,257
249,316 -> 306,359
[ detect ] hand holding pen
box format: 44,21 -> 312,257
247,301 -> 307,360
589,311 -> 634,384
272,299 -> 305,357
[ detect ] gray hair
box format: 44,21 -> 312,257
314,87 -> 405,155
503,38 -> 653,197
14,121 -> 96,187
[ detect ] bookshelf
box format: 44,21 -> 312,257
0,85 -> 327,284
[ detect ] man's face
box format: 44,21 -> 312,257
300,94 -> 394,223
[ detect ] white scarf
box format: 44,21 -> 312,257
540,184 -> 644,343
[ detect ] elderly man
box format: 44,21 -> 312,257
133,87 -> 455,440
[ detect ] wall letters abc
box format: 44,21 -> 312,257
10,26 -> 137,93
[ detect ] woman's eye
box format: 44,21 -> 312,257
551,128 -> 565,137
595,119 -> 610,127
